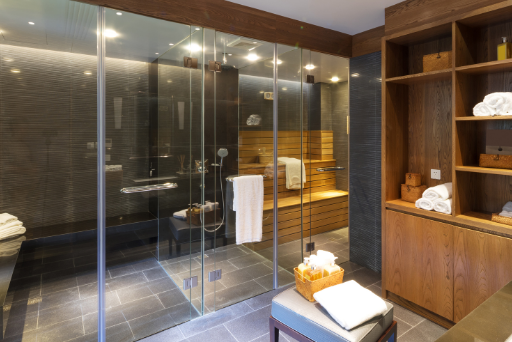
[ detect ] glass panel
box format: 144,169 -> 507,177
302,50 -> 350,267
0,0 -> 98,340
104,9 -> 200,340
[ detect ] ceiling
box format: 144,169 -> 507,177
227,0 -> 403,35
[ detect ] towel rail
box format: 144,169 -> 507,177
316,166 -> 345,172
120,183 -> 178,193
226,175 -> 267,182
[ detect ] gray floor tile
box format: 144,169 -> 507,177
244,284 -> 293,311
107,272 -> 147,291
398,319 -> 447,342
80,291 -> 121,315
168,301 -> 201,325
178,301 -> 253,338
147,276 -> 179,295
186,325 -> 237,342
143,267 -> 168,282
254,270 -> 295,291
342,267 -> 381,287
39,287 -> 80,310
2,311 -> 38,338
116,283 -> 154,304
204,280 -> 267,311
389,302 -> 425,327
36,317 -> 84,342
251,332 -> 296,342
158,288 -> 190,308
78,282 -> 105,300
228,253 -> 268,269
37,301 -> 82,329
396,317 -> 413,337
70,322 -> 135,342
4,300 -> 40,320
224,305 -> 272,341
138,325 -> 185,342
121,295 -> 165,321
128,308 -> 176,340
82,305 -> 127,334
367,284 -> 382,297
338,261 -> 364,274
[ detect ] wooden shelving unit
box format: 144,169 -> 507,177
382,2 -> 512,328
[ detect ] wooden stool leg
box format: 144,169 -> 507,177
269,317 -> 279,342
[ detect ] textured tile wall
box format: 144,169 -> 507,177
349,51 -> 382,273
0,45 -> 150,231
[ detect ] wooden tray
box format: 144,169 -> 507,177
480,154 -> 512,170
294,267 -> 344,302
491,213 -> 512,226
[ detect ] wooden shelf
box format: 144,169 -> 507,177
456,166 -> 512,176
385,199 -> 453,221
455,59 -> 512,74
457,211 -> 512,234
455,116 -> 512,121
385,69 -> 452,85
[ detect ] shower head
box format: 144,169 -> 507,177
217,148 -> 228,158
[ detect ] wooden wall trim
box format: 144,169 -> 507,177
385,0 -> 509,38
78,0 -> 352,57
352,25 -> 384,57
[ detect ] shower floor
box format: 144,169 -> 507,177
3,227 -> 348,342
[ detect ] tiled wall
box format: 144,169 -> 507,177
349,51 -> 382,273
0,45 -> 150,232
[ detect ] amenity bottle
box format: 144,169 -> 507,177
304,264 -> 322,281
297,257 -> 311,281
323,261 -> 341,277
498,37 -> 511,60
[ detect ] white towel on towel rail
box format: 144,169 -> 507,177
233,175 -> 263,245
422,182 -> 452,201
277,157 -> 306,190
415,198 -> 435,211
434,198 -> 452,214
473,102 -> 497,116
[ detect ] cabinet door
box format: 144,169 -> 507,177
453,227 -> 512,322
385,211 -> 454,320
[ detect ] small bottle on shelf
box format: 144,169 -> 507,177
498,37 -> 511,60
323,259 -> 341,277
297,257 -> 311,281
304,264 -> 322,281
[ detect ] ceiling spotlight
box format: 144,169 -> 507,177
28,22 -> 35,25
351,73 -> 360,77
246,53 -> 259,61
11,69 -> 20,73
228,53 -> 232,56
169,43 -> 174,46
305,64 -> 315,70
259,91 -> 264,93
331,76 -> 339,82
104,29 -> 118,38
3,58 -> 13,62
272,59 -> 283,65
167,80 -> 172,83
282,87 -> 287,91
83,71 -> 92,75
155,53 -> 159,55
195,28 -> 200,31
188,43 -> 201,52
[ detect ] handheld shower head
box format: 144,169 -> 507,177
217,148 -> 228,167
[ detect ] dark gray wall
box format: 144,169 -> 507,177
349,51 -> 382,273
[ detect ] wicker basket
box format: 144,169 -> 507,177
186,208 -> 221,226
479,154 -> 512,170
258,154 -> 273,164
423,51 -> 452,72
294,267 -> 344,302
491,213 -> 512,226
401,184 -> 427,203
405,173 -> 422,186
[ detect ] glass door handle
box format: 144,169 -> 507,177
316,167 -> 345,172
120,183 -> 178,193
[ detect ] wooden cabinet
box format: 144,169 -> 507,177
453,227 -> 512,322
384,211 -> 454,320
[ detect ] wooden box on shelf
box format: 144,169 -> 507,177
479,154 -> 512,170
491,213 -> 512,226
401,184 -> 427,203
405,173 -> 422,186
294,267 -> 344,302
423,51 -> 452,72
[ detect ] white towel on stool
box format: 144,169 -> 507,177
233,175 -> 263,245
422,182 -> 452,201
0,213 -> 18,226
416,198 -> 435,211
313,280 -> 388,330
473,102 -> 497,116
277,157 -> 306,190
434,198 -> 452,214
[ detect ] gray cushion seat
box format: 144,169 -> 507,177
271,287 -> 394,342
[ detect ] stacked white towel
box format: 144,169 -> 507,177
0,236 -> 26,257
474,92 -> 512,117
499,202 -> 512,218
415,183 -> 452,214
0,213 -> 26,241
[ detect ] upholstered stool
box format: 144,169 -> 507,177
270,287 -> 397,342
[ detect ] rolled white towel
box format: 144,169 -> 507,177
483,92 -> 512,115
473,102 -> 497,116
416,198 -> 435,211
0,235 -> 26,256
422,182 -> 452,201
434,198 -> 452,214
0,226 -> 26,241
0,213 -> 18,226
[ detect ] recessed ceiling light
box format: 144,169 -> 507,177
3,58 -> 13,62
169,43 -> 174,46
246,53 -> 259,61
351,73 -> 360,77
259,91 -> 264,93
195,28 -> 200,31
104,29 -> 118,38
116,12 -> 122,15
331,76 -> 339,82
11,69 -> 20,73
305,64 -> 315,70
167,80 -> 172,83
84,71 -> 92,75
155,53 -> 159,55
282,87 -> 287,91
28,22 -> 35,25
253,42 -> 258,44
228,53 -> 232,56
189,43 -> 201,52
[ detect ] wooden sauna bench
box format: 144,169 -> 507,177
239,161 -> 348,251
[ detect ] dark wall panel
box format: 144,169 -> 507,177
349,51 -> 382,273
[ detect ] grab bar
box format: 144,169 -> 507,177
226,174 -> 267,182
120,183 -> 178,193
316,166 -> 345,172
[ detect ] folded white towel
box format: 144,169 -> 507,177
473,102 -> 497,116
233,175 -> 263,245
422,182 -> 452,201
0,213 -> 18,226
0,235 -> 26,256
483,92 -> 512,115
173,209 -> 187,220
434,198 -> 452,214
313,280 -> 388,330
416,198 -> 435,211
277,157 -> 306,190
0,224 -> 26,241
